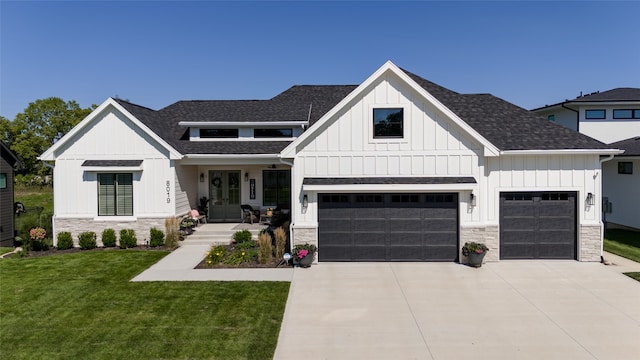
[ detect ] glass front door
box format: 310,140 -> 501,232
209,170 -> 241,221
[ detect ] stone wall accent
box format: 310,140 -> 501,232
54,217 -> 167,247
292,226 -> 318,264
579,224 -> 602,262
460,225 -> 499,262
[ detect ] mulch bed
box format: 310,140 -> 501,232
195,243 -> 293,269
7,245 -> 174,258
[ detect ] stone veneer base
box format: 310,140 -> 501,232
54,217 -> 168,247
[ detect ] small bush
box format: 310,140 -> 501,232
56,232 -> 73,250
78,231 -> 97,250
223,249 -> 257,265
274,227 -> 286,260
258,233 -> 273,264
237,240 -> 257,250
206,245 -> 227,266
149,228 -> 164,247
102,229 -> 116,247
232,229 -> 252,244
164,217 -> 180,249
119,229 -> 137,249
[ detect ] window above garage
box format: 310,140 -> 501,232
373,108 -> 404,138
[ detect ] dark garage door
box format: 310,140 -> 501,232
318,193 -> 458,262
500,192 -> 577,260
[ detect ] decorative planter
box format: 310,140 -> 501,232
266,210 -> 273,217
467,251 -> 486,268
296,254 -> 314,268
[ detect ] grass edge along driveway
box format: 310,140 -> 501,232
0,250 -> 290,360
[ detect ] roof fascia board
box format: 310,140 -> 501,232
179,121 -> 307,127
39,98 -> 183,160
499,149 -> 624,156
570,100 -> 640,106
281,60 -> 499,158
303,183 -> 477,192
180,153 -> 282,166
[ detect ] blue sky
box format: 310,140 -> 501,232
1,1 -> 638,120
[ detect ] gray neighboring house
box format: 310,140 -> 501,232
1,141 -> 21,247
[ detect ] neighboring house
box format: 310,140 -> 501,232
1,141 -> 21,247
601,137 -> 640,230
40,61 -> 621,262
531,87 -> 640,144
532,88 -> 640,230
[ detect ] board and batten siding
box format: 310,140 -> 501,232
485,154 -> 602,224
293,73 -> 483,226
0,155 -> 15,246
51,108 -> 176,220
602,158 -> 640,229
174,164 -> 197,216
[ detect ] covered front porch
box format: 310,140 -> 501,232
176,157 -> 292,223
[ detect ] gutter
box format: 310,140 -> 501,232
561,103 -> 579,131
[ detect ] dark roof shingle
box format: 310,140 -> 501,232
609,137 -> 640,156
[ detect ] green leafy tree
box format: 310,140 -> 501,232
0,116 -> 14,145
11,97 -> 94,175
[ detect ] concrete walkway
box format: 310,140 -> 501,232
274,261 -> 640,360
603,251 -> 640,273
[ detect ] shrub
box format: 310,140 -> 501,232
78,231 -> 97,250
29,227 -> 49,251
274,227 -> 286,260
258,233 -> 273,264
149,227 -> 164,247
223,249 -> 257,265
164,217 -> 180,249
119,229 -> 137,249
237,240 -> 257,250
102,229 -> 116,247
232,229 -> 252,244
56,232 -> 73,250
205,245 -> 227,266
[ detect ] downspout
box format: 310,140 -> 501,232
598,154 -> 615,262
41,161 -> 56,246
561,103 -> 579,132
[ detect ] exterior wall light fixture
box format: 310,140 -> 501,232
244,172 -> 249,182
200,173 -> 204,183
470,193 -> 477,207
302,194 -> 308,208
586,192 -> 595,206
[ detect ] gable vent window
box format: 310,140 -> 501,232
618,162 -> 633,175
200,129 -> 239,138
373,108 -> 403,138
254,128 -> 293,138
613,109 -> 640,119
585,109 -> 606,119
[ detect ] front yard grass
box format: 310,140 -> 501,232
0,250 -> 290,359
604,228 -> 640,263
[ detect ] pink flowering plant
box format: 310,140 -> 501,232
292,243 -> 317,260
461,241 -> 489,256
29,227 -> 46,241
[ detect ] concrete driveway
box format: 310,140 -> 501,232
274,261 -> 640,360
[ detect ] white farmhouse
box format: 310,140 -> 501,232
40,61 -> 622,262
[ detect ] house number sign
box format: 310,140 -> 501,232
166,180 -> 171,203
250,179 -> 256,199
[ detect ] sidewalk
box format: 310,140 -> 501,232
603,251 -> 640,273
131,243 -> 293,282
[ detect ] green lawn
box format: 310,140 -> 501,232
604,228 -> 640,263
0,247 -> 14,256
625,272 -> 640,281
0,251 -> 290,359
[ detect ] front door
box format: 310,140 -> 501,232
209,170 -> 241,221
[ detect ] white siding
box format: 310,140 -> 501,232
293,72 -> 483,226
175,164 -> 198,215
52,108 -> 175,219
602,158 -> 640,229
579,106 -> 640,144
486,154 -> 601,224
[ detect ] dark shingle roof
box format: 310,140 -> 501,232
1,141 -> 20,167
114,86 -> 356,155
82,160 -> 143,167
609,137 -> 640,156
114,67 -> 613,155
403,69 -> 610,150
571,88 -> 640,103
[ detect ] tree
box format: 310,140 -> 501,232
11,97 -> 94,175
0,116 -> 13,145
